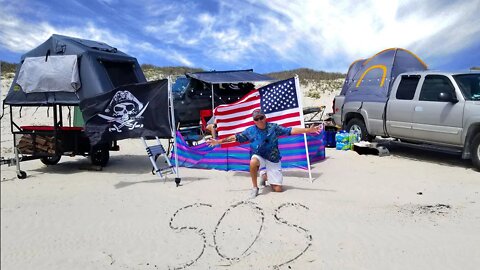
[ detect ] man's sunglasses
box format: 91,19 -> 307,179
254,116 -> 265,121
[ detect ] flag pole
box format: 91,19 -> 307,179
294,75 -> 313,182
211,84 -> 215,112
168,76 -> 180,182
0,61 -> 3,117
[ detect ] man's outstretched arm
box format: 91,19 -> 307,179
290,124 -> 323,135
207,134 -> 237,147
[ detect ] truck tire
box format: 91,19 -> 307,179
41,155 -> 61,165
472,133 -> 480,171
90,148 -> 110,167
346,118 -> 374,142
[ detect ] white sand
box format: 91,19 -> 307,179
2,140 -> 479,269
1,75 -> 480,269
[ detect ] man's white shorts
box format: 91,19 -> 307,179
252,154 -> 283,185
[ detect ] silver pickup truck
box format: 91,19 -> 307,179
333,70 -> 480,170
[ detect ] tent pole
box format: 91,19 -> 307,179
294,75 -> 313,182
211,84 -> 215,112
168,76 -> 180,184
0,61 -> 2,117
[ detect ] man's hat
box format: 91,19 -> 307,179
252,109 -> 265,119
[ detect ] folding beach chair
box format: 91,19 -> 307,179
141,137 -> 177,182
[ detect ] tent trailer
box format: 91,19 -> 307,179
2,34 -> 146,178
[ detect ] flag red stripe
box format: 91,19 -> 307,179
217,114 -> 254,124
215,102 -> 260,116
267,112 -> 301,122
217,120 -> 255,132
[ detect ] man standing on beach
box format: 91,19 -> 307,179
208,109 -> 322,199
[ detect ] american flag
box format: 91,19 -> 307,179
214,77 -> 303,145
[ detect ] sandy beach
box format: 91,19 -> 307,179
1,136 -> 479,269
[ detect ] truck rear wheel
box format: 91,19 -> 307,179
346,118 -> 374,142
472,133 -> 480,171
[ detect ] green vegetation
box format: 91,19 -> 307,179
1,60 -> 345,97
0,61 -> 18,74
141,64 -> 204,81
266,68 -> 345,85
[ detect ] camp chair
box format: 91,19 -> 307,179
141,137 -> 177,181
178,125 -> 203,146
303,105 -> 326,127
199,109 -> 213,133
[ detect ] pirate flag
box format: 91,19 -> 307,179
80,79 -> 172,147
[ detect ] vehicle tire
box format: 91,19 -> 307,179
471,133 -> 480,171
90,148 -> 110,167
17,170 -> 27,179
40,155 -> 61,165
346,118 -> 374,142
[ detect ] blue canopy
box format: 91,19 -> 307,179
186,69 -> 275,84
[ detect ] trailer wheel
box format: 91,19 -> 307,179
17,170 -> 27,179
346,118 -> 374,142
471,133 -> 480,171
41,155 -> 61,165
91,148 -> 110,167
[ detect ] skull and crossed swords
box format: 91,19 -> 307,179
98,90 -> 149,132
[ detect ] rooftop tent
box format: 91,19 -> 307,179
343,48 -> 427,103
4,34 -> 146,106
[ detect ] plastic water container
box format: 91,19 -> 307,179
335,130 -> 350,150
336,142 -> 351,150
349,130 -> 361,149
335,130 -> 349,143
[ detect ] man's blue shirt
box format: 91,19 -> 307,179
235,122 -> 292,163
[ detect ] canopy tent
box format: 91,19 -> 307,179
4,34 -> 146,106
186,69 -> 275,84
342,48 -> 427,103
186,69 -> 275,112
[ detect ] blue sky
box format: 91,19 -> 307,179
0,0 -> 479,73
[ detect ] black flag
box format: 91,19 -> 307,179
80,79 -> 172,147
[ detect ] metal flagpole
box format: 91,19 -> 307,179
294,75 -> 313,182
168,76 -> 181,185
0,61 -> 3,116
211,84 -> 215,112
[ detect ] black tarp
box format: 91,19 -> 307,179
185,69 -> 274,84
81,79 -> 172,146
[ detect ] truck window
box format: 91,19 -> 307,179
419,75 -> 456,102
396,75 -> 420,100
453,73 -> 480,100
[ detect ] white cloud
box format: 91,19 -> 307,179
0,12 -> 130,55
133,42 -> 194,67
256,0 -> 480,69
1,0 -> 479,71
